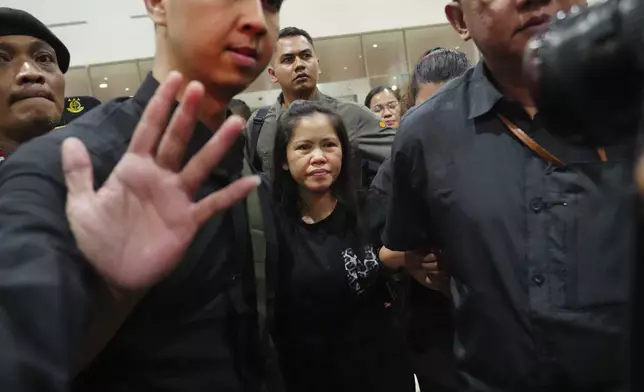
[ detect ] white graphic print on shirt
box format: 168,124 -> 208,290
342,245 -> 379,294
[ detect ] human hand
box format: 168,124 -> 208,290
62,71 -> 259,292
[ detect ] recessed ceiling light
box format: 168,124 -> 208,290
372,44 -> 378,48
455,46 -> 460,50
393,76 -> 397,80
125,88 -> 130,92
104,77 -> 108,81
391,85 -> 398,91
99,83 -> 108,89
343,66 -> 347,70
359,55 -> 362,59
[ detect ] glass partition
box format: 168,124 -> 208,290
89,61 -> 142,102
64,23 -> 477,105
404,25 -> 478,67
316,35 -> 366,84
64,67 -> 92,97
137,58 -> 154,81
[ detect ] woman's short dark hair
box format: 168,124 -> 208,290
272,100 -> 360,225
364,85 -> 402,108
409,48 -> 471,102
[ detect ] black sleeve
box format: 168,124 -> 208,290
364,187 -> 388,250
369,157 -> 393,195
382,125 -> 432,252
0,139 -> 93,391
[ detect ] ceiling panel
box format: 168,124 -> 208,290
4,0 -> 147,25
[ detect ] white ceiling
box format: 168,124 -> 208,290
2,0 -> 147,25
4,0 -> 601,67
3,0 -> 453,66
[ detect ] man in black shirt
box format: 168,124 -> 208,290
385,0 -> 634,391
0,0 -> 280,391
0,8 -> 68,162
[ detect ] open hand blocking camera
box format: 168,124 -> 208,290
62,72 -> 260,293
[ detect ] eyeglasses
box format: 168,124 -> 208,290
371,101 -> 399,113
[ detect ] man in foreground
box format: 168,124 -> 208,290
0,0 -> 281,390
385,0 -> 633,390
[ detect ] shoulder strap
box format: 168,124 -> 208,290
242,159 -> 284,391
242,159 -> 278,326
249,107 -> 271,173
497,114 -> 609,166
497,114 -> 565,167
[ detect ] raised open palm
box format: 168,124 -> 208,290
62,72 -> 259,291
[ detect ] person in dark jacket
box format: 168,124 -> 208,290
371,47 -> 471,392
269,100 -> 414,392
385,0 -> 632,390
0,7 -> 68,162
56,96 -> 102,128
0,1 -> 281,391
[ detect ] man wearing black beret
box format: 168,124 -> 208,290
56,96 -> 102,128
0,7 -> 69,162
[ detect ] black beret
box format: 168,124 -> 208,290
0,7 -> 70,73
57,96 -> 102,127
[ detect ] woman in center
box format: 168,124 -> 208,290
270,100 -> 414,392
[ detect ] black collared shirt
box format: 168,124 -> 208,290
0,74 -> 262,392
384,62 -> 635,391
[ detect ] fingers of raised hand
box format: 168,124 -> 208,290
157,81 -> 205,172
191,175 -> 260,227
128,71 -> 183,155
180,115 -> 246,195
62,137 -> 95,199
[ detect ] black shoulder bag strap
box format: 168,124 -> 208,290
241,159 -> 284,391
249,107 -> 271,172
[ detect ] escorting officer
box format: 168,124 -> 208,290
0,7 -> 68,162
245,26 -> 395,179
385,0 -> 633,391
0,0 -> 280,391
56,96 -> 102,128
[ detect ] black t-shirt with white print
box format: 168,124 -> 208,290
272,202 -> 414,392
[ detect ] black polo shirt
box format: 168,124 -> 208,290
384,62 -> 635,391
0,74 -> 262,392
